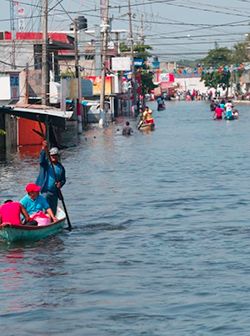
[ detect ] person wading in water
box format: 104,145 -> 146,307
122,121 -> 133,136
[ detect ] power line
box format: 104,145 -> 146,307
148,39 -> 242,46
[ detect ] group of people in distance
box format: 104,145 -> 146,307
0,140 -> 66,226
211,99 -> 239,120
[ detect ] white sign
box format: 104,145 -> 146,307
18,18 -> 25,31
111,57 -> 131,71
160,73 -> 170,82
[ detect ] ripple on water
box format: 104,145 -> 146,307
1,102 -> 250,335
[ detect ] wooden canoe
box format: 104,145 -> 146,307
0,208 -> 66,243
139,123 -> 155,131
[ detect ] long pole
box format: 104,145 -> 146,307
10,0 -> 16,69
140,14 -> 145,44
74,19 -> 83,133
95,24 -> 102,76
100,0 -> 109,112
128,0 -> 134,59
36,122 -> 72,231
42,0 -> 49,106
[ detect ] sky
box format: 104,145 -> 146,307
1,0 -> 250,61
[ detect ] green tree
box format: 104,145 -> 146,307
0,129 -> 6,136
133,43 -> 152,61
201,70 -> 231,89
120,42 -> 156,95
134,44 -> 157,96
134,43 -> 156,95
201,69 -> 231,96
202,47 -> 232,67
120,42 -> 152,60
232,42 -> 250,64
119,42 -> 130,53
61,70 -> 75,79
176,59 -> 201,67
140,70 -> 156,95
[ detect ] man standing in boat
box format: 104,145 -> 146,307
36,141 -> 66,214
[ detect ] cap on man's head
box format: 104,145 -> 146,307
49,147 -> 59,156
26,183 -> 41,193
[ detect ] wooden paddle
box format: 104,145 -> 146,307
33,124 -> 72,231
137,120 -> 144,130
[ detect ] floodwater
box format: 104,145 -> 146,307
1,101 -> 250,335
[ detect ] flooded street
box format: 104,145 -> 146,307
1,101 -> 250,335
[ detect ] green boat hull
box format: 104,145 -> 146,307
139,123 -> 155,131
0,208 -> 66,243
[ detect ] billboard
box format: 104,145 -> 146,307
111,57 -> 131,71
86,76 -> 112,95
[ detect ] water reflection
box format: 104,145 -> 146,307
1,249 -> 25,314
0,148 -> 17,164
18,145 -> 41,159
1,102 -> 250,335
0,236 -> 68,316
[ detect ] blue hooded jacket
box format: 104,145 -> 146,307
36,149 -> 66,193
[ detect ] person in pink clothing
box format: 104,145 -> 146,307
213,105 -> 224,120
0,200 -> 30,225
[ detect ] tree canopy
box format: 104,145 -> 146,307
133,43 -> 152,61
202,47 -> 232,67
0,129 -> 6,136
200,35 -> 250,93
231,42 -> 250,64
201,34 -> 250,67
140,70 -> 156,95
201,69 -> 231,91
120,42 -> 156,95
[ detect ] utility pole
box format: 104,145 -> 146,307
140,14 -> 145,44
10,0 -> 16,69
25,63 -> 29,104
100,0 -> 109,116
128,0 -> 136,114
42,0 -> 49,106
95,24 -> 102,76
74,19 -> 83,133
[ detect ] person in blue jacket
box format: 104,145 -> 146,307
36,140 -> 66,214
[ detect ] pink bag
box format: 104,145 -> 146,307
30,211 -> 51,226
